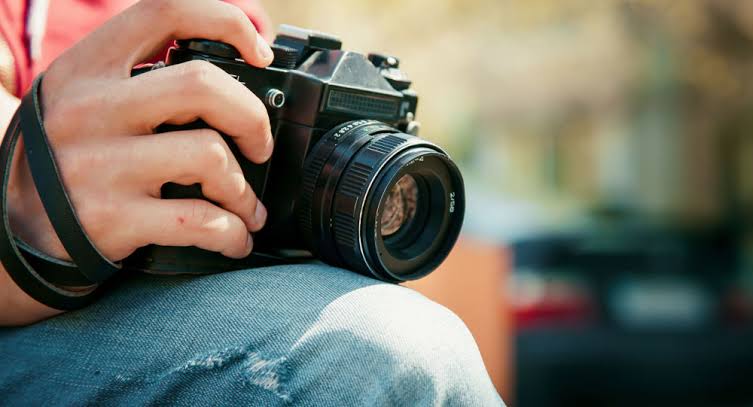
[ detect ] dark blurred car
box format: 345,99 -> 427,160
510,223 -> 753,407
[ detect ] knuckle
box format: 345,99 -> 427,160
229,174 -> 251,204
201,179 -> 249,227
211,172 -> 247,201
196,130 -> 231,171
179,60 -> 220,94
233,175 -> 252,201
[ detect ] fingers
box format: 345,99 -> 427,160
23,0 -> 276,267
121,129 -> 267,232
230,0 -> 275,41
158,0 -> 273,67
126,60 -> 273,163
61,0 -> 273,77
131,198 -> 253,259
135,0 -> 273,68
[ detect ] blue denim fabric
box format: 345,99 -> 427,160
0,263 -> 504,406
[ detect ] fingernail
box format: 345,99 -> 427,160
255,201 -> 268,228
245,234 -> 254,255
257,35 -> 273,63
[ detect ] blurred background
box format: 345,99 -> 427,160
266,1 -> 753,405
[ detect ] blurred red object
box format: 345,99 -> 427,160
510,271 -> 596,330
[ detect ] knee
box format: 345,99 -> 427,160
287,283 -> 503,406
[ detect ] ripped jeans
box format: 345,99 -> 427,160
0,263 -> 504,406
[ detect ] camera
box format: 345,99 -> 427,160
129,25 -> 465,282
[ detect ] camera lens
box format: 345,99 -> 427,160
299,120 -> 465,282
380,174 -> 419,237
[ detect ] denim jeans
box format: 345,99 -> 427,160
0,263 -> 504,406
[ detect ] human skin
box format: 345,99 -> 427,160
0,0 -> 276,326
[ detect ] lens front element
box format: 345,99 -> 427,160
380,174 -> 419,237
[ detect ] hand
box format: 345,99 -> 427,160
9,0 -> 275,265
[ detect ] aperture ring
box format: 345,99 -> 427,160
298,120 -> 385,256
331,134 -> 410,275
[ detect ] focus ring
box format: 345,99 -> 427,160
331,133 -> 410,276
365,134 -> 407,155
332,161 -> 372,251
297,120 -> 379,248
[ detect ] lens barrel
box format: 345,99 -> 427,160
298,121 -> 465,282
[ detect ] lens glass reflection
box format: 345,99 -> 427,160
380,174 -> 419,236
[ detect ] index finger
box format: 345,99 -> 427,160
66,0 -> 273,77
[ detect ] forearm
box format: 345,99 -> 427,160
1,266 -> 61,326
0,88 -> 60,326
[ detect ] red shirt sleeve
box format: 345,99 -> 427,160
0,0 -> 270,97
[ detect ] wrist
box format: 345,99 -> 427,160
0,87 -> 68,262
0,264 -> 63,326
7,138 -> 70,262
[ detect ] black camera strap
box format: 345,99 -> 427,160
0,107 -> 100,309
16,238 -> 94,287
0,75 -> 116,309
19,75 -> 120,284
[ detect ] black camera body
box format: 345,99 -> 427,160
130,25 -> 465,282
